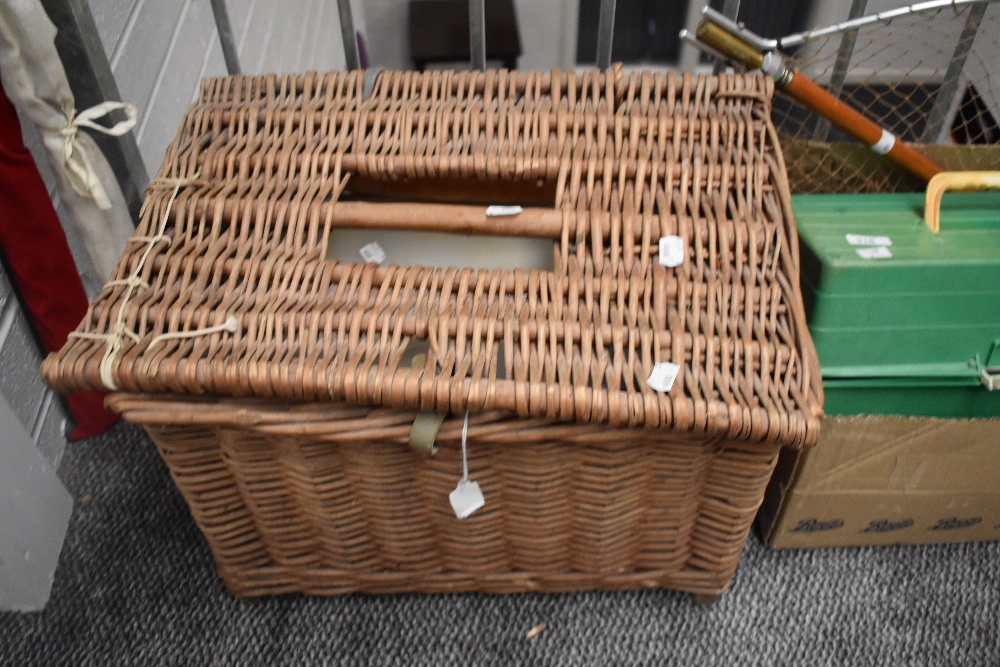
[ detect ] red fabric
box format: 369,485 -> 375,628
0,78 -> 118,439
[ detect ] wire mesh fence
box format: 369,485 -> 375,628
771,0 -> 1000,193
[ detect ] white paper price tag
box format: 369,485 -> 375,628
486,205 -> 523,217
856,246 -> 893,260
846,234 -> 892,247
647,362 -> 681,393
450,479 -> 486,519
658,236 -> 685,268
359,241 -> 386,264
449,411 -> 485,519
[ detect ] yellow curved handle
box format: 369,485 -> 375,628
924,171 -> 1000,233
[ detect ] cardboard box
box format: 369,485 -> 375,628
758,415 -> 1000,548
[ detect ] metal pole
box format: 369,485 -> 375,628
209,0 -> 241,75
696,16 -> 945,182
678,1 -> 709,73
712,0 -> 741,74
921,1 -> 988,142
337,0 -> 361,70
595,0 -> 616,69
814,0 -> 868,140
469,0 -> 486,71
779,0 -> 991,49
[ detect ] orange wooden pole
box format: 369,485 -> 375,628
695,19 -> 945,183
781,70 -> 944,182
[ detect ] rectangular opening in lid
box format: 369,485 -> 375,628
323,198 -> 557,272
326,228 -> 554,272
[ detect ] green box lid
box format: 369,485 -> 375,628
795,192 -> 1000,295
793,192 -> 1000,418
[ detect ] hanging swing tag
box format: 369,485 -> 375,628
449,410 -> 485,519
658,236 -> 685,268
450,479 -> 485,519
486,205 -> 523,217
647,362 -> 681,392
359,241 -> 386,264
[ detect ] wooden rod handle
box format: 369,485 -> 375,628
330,201 -> 564,238
782,71 -> 943,183
170,196 -> 691,242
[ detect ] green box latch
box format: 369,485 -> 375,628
980,339 -> 1000,391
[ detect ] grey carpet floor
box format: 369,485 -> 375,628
1,421 -> 998,666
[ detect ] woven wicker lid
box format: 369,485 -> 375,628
42,68 -> 824,447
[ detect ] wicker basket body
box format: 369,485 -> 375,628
107,395 -> 777,597
44,68 -> 822,597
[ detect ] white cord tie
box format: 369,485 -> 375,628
65,175 -> 234,390
60,101 -> 137,210
106,276 -> 151,290
148,176 -> 201,189
68,321 -> 140,390
69,324 -> 139,345
147,316 -> 239,351
460,410 -> 471,481
448,410 -> 485,519
127,234 -> 172,247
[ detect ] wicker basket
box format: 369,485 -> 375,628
43,68 -> 823,598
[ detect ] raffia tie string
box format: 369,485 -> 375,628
69,322 -> 140,389
60,101 -> 138,210
147,316 -> 239,351
69,174 -> 238,390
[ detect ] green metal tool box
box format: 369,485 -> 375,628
793,192 -> 1000,418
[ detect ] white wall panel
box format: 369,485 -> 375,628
108,0 -> 185,143
87,0 -> 140,55
87,0 -> 356,174
135,0 -> 220,170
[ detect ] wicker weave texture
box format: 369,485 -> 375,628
43,69 -> 822,448
109,394 -> 777,597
